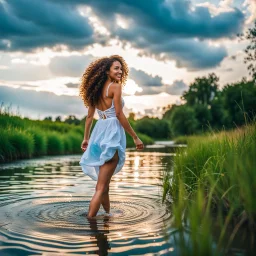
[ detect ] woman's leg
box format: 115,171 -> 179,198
101,185 -> 110,213
87,151 -> 119,218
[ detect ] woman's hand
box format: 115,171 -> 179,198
133,136 -> 144,150
81,139 -> 89,152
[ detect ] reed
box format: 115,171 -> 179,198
0,103 -> 154,162
0,103 -> 86,162
163,123 -> 256,254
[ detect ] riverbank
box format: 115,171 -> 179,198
163,122 -> 256,255
0,109 -> 153,163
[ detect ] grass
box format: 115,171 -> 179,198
126,132 -> 154,148
0,102 -> 154,163
163,122 -> 256,255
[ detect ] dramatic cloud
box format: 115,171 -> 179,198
0,0 -> 94,51
134,78 -> 188,96
0,85 -> 86,119
0,0 -> 245,69
57,0 -> 244,69
165,80 -> 189,95
129,68 -> 163,87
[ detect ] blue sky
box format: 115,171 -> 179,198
0,0 -> 255,120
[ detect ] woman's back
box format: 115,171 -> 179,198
96,82 -> 125,120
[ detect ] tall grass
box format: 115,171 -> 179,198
0,103 -> 87,162
126,132 -> 154,148
163,123 -> 256,255
0,103 -> 154,163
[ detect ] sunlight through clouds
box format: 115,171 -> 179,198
0,0 -> 252,119
123,79 -> 143,96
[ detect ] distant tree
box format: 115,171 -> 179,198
239,20 -> 256,80
44,116 -> 52,121
136,117 -> 171,139
162,104 -> 172,113
170,105 -> 199,136
209,95 -> 229,129
64,115 -> 80,125
222,78 -> 256,126
182,73 -> 219,106
55,116 -> 62,122
194,104 -> 212,132
162,104 -> 179,120
128,112 -> 136,121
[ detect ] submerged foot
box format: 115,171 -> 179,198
104,212 -> 113,217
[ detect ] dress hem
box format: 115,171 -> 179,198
79,145 -> 125,181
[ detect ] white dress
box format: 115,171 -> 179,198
79,82 -> 126,181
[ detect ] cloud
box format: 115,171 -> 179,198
134,79 -> 188,96
51,0 -> 243,38
129,68 -> 163,87
0,0 -> 245,70
138,38 -> 228,70
0,0 -> 94,51
166,80 -> 189,95
65,82 -> 79,88
49,54 -> 96,77
0,84 -> 86,119
135,86 -> 164,95
75,0 -> 244,69
0,57 -> 53,81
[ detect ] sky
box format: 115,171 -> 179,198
0,0 -> 255,120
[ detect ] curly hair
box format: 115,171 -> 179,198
79,55 -> 129,107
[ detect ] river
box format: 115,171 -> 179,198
0,143 -> 177,255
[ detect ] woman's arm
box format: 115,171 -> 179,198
112,83 -> 138,139
113,84 -> 144,150
83,104 -> 95,140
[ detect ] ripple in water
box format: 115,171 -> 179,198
0,151 -> 175,255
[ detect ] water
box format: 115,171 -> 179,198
0,145 -> 176,255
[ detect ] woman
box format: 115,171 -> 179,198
79,55 -> 144,218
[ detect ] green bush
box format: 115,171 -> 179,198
126,132 -> 154,148
45,131 -> 65,155
27,126 -> 47,156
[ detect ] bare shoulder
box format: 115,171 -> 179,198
111,82 -> 122,90
111,83 -> 122,95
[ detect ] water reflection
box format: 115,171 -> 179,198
0,147 -> 175,255
88,216 -> 111,255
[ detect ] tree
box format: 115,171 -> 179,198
240,20 -> 256,80
182,73 -> 219,106
162,104 -> 179,120
55,116 -> 62,122
222,78 -> 256,126
136,117 -> 171,139
194,104 -> 212,132
170,105 -> 199,136
44,116 -> 52,121
128,112 -> 136,121
64,115 -> 80,125
210,95 -> 229,129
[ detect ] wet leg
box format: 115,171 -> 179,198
87,151 -> 119,218
101,185 -> 110,213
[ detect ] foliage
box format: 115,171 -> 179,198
222,78 -> 256,126
163,123 -> 256,254
126,132 -> 154,148
239,20 -> 256,80
163,74 -> 256,137
0,103 -> 155,163
182,73 -> 219,106
135,117 -> 171,139
169,105 -> 199,136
